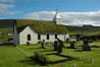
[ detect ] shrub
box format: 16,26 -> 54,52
33,52 -> 49,65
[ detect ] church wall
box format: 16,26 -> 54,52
19,26 -> 69,45
19,26 -> 38,44
40,33 -> 69,42
40,34 -> 55,42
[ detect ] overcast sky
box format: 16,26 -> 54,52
0,0 -> 100,26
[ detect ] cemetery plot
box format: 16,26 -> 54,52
46,53 -> 75,64
47,55 -> 67,62
31,52 -> 75,65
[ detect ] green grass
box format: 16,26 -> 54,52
0,28 -> 13,33
47,55 -> 67,62
0,46 -> 28,67
0,42 -> 100,67
0,28 -> 13,43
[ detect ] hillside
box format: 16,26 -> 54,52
66,26 -> 100,36
0,19 -> 14,28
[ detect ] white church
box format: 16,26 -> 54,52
13,9 -> 69,45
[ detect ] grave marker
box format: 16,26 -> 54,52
82,39 -> 92,51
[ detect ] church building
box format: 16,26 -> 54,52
13,9 -> 69,45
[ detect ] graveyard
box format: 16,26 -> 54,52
0,24 -> 100,67
0,41 -> 100,67
1,0 -> 100,67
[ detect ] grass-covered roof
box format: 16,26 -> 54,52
16,19 -> 68,33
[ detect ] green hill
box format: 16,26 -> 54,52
0,19 -> 14,28
66,26 -> 100,36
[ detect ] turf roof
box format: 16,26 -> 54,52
16,19 -> 68,33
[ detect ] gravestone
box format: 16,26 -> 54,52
13,43 -> 16,47
53,39 -> 58,51
91,58 -> 94,63
83,39 -> 88,45
73,63 -> 75,67
82,39 -> 92,51
78,56 -> 81,59
57,39 -> 63,54
41,39 -> 45,48
70,42 -> 75,49
27,42 -> 30,46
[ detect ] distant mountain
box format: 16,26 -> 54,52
82,25 -> 93,27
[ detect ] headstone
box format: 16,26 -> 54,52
53,39 -> 58,51
66,38 -> 69,42
70,42 -> 75,49
83,39 -> 88,45
27,42 -> 30,46
57,39 -> 63,54
91,58 -> 94,63
82,39 -> 92,51
78,56 -> 81,59
73,63 -> 75,67
41,39 -> 45,48
82,44 -> 91,51
13,43 -> 16,47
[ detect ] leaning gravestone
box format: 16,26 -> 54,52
82,39 -> 92,51
57,39 -> 63,54
53,40 -> 58,51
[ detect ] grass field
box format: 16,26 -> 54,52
0,28 -> 13,43
0,42 -> 100,67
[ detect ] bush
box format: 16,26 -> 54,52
33,52 -> 49,65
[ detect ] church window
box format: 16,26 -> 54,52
47,34 -> 49,40
55,34 -> 57,39
27,34 -> 31,41
38,34 -> 41,40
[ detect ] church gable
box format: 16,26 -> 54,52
19,25 -> 38,44
19,25 -> 36,35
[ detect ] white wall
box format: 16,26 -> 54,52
38,33 -> 69,42
19,26 -> 38,44
19,26 -> 69,45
